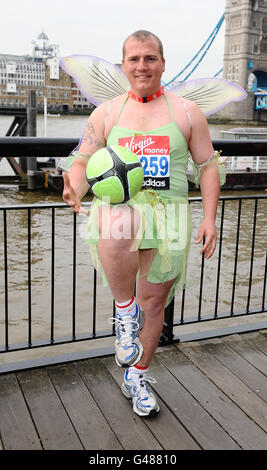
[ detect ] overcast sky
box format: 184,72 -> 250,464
2,0 -> 226,82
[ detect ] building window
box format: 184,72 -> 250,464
260,17 -> 267,53
227,63 -> 239,82
253,43 -> 259,53
231,16 -> 242,28
231,43 -> 240,53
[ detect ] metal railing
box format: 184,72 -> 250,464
1,195 -> 266,359
165,194 -> 267,343
0,139 -> 266,372
0,136 -> 266,157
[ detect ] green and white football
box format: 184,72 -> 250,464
86,145 -> 144,204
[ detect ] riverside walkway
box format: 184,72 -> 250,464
1,140 -> 266,452
1,330 -> 267,451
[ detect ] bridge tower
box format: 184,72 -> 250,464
220,0 -> 267,121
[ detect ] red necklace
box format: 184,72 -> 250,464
128,86 -> 164,103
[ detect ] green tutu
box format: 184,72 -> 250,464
57,148 -> 226,307
85,189 -> 192,307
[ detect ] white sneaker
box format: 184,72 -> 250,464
121,368 -> 160,417
110,305 -> 144,367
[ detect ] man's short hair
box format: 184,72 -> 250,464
122,30 -> 164,59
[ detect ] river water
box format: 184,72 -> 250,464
0,115 -> 266,362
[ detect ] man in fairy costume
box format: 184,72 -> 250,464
63,30 -> 221,417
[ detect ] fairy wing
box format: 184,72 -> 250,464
168,77 -> 247,116
60,55 -> 247,114
60,55 -> 130,106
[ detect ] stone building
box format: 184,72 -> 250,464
32,31 -> 59,60
0,31 -> 93,113
0,53 -> 44,108
218,0 -> 267,121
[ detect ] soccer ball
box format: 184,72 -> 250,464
86,145 -> 144,204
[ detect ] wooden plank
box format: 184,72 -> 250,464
205,338 -> 267,403
223,334 -> 267,376
178,340 -> 267,442
104,355 -> 200,450
159,345 -> 267,450
0,373 -> 41,450
151,351 -> 240,450
241,332 -> 267,356
17,368 -> 83,450
47,363 -> 122,450
76,358 -> 162,450
144,351 -> 239,450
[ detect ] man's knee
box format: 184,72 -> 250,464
139,292 -> 166,318
138,279 -> 175,317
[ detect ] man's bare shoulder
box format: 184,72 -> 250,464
90,94 -> 128,119
85,94 -> 128,141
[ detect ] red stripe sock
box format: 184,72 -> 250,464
134,364 -> 148,371
115,296 -> 134,308
115,296 -> 136,317
129,364 -> 148,377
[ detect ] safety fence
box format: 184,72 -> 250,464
0,139 -> 266,372
1,194 -> 266,370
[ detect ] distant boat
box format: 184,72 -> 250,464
220,127 -> 267,182
221,127 -> 267,140
47,113 -> 60,117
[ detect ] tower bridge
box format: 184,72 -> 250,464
219,0 -> 267,121
164,0 -> 267,121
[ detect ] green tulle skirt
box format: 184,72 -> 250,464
58,150 -> 226,306
85,189 -> 192,306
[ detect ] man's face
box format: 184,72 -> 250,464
122,37 -> 165,96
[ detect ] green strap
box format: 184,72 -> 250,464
113,93 -> 175,126
163,94 -> 176,122
114,95 -> 129,125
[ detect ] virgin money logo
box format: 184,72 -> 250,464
121,136 -> 155,155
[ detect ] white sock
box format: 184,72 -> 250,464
128,365 -> 148,377
115,296 -> 136,317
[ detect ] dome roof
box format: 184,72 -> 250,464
37,31 -> 49,40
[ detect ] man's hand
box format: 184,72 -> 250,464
62,172 -> 89,214
195,219 -> 217,259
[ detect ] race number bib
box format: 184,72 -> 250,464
118,135 -> 170,190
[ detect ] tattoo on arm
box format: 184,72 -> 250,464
82,121 -> 104,148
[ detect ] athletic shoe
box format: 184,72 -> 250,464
121,368 -> 160,417
110,305 -> 144,367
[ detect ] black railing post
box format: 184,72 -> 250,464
160,298 -> 175,345
3,209 -> 8,351
26,91 -> 37,190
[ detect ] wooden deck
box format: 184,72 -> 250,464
1,330 -> 267,451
